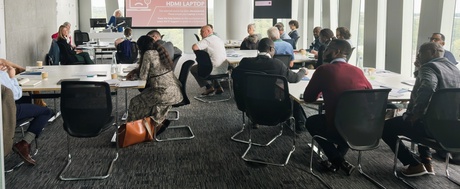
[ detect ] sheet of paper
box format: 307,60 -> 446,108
118,80 -> 142,88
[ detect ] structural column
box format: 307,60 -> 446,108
385,0 -> 413,76
226,0 -> 252,41
363,0 -> 386,69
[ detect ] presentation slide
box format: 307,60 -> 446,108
125,0 -> 207,28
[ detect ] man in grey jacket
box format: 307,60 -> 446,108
381,42 -> 460,177
146,30 -> 182,61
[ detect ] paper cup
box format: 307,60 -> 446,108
41,72 -> 48,79
36,61 -> 43,67
111,73 -> 118,79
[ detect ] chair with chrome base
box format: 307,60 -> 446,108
309,89 -> 391,189
241,73 -> 295,167
5,117 -> 38,173
393,88 -> 460,188
230,69 -> 283,146
59,81 -> 117,181
193,50 -> 233,103
155,60 -> 195,142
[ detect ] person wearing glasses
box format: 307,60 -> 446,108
429,33 -> 457,65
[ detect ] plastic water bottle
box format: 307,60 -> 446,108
111,52 -> 117,79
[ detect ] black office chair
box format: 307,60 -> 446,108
393,88 -> 460,188
274,54 -> 293,68
241,73 -> 295,167
194,33 -> 200,41
74,30 -> 90,46
5,118 -> 37,173
59,81 -> 117,181
156,60 -> 195,142
230,69 -> 282,146
309,89 -> 391,189
193,50 -> 233,103
116,41 -> 139,64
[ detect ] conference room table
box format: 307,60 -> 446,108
226,49 -> 316,66
77,42 -> 118,64
288,68 -> 414,104
17,64 -> 145,125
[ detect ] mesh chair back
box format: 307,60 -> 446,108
116,41 -> 138,64
425,88 -> 460,153
274,54 -> 292,68
335,89 -> 391,151
347,47 -> 355,61
74,30 -> 89,46
194,33 -> 200,41
173,60 -> 194,107
60,81 -> 112,137
194,50 -> 213,78
231,69 -> 264,112
244,73 -> 292,126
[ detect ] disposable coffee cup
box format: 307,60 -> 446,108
111,73 -> 118,79
36,61 -> 43,67
41,72 -> 48,79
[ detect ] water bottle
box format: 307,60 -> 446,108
111,52 -> 117,79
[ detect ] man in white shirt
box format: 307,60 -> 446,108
190,25 -> 229,95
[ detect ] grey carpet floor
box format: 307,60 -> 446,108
4,55 -> 460,189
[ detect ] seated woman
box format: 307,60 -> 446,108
126,35 -> 183,133
56,25 -> 93,64
240,23 -> 259,50
0,60 -> 53,165
311,28 -> 336,68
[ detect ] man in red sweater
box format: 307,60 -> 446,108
303,39 -> 372,175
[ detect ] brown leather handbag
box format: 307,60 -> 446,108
117,116 -> 156,148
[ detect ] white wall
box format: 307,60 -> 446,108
0,0 -> 5,58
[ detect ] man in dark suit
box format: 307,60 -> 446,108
232,38 -> 308,132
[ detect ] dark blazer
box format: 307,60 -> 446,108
56,38 -> 77,64
234,55 -> 306,83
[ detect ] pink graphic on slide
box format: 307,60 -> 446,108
126,0 -> 207,27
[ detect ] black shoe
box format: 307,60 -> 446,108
319,160 -> 339,172
340,161 -> 356,176
156,120 -> 171,136
252,123 -> 259,129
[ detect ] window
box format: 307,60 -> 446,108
411,0 -> 422,74
451,1 -> 460,62
356,0 -> 365,67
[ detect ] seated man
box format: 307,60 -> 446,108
0,60 -> 53,165
147,30 -> 182,61
190,25 -> 229,95
275,22 -> 291,40
309,26 -> 322,52
303,39 -> 372,175
233,38 -> 308,131
381,42 -> 460,177
430,33 -> 457,64
267,27 -> 295,68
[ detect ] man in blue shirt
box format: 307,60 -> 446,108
267,27 -> 295,68
430,33 -> 457,64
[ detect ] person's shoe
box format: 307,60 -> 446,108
401,163 -> 428,177
423,163 -> 435,175
215,87 -> 224,95
252,123 -> 259,129
319,160 -> 339,172
156,119 -> 171,136
12,140 -> 36,166
340,160 -> 356,176
201,87 -> 215,96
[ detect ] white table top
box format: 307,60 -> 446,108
17,64 -> 145,91
88,32 -> 124,40
289,68 -> 414,103
226,49 -> 316,65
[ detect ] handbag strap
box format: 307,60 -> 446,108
143,117 -> 154,138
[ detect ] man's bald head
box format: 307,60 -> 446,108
200,25 -> 213,38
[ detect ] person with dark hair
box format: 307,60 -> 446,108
303,39 -> 372,175
146,30 -> 182,60
288,20 -> 300,40
274,23 -> 291,40
430,33 -> 457,64
240,23 -> 259,50
56,25 -> 94,64
336,27 -> 352,47
309,26 -> 322,52
126,36 -> 183,130
0,59 -> 53,165
382,42 -> 460,177
312,28 -> 336,68
233,38 -> 308,131
190,25 -> 228,95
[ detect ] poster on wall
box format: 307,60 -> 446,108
125,0 -> 208,28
